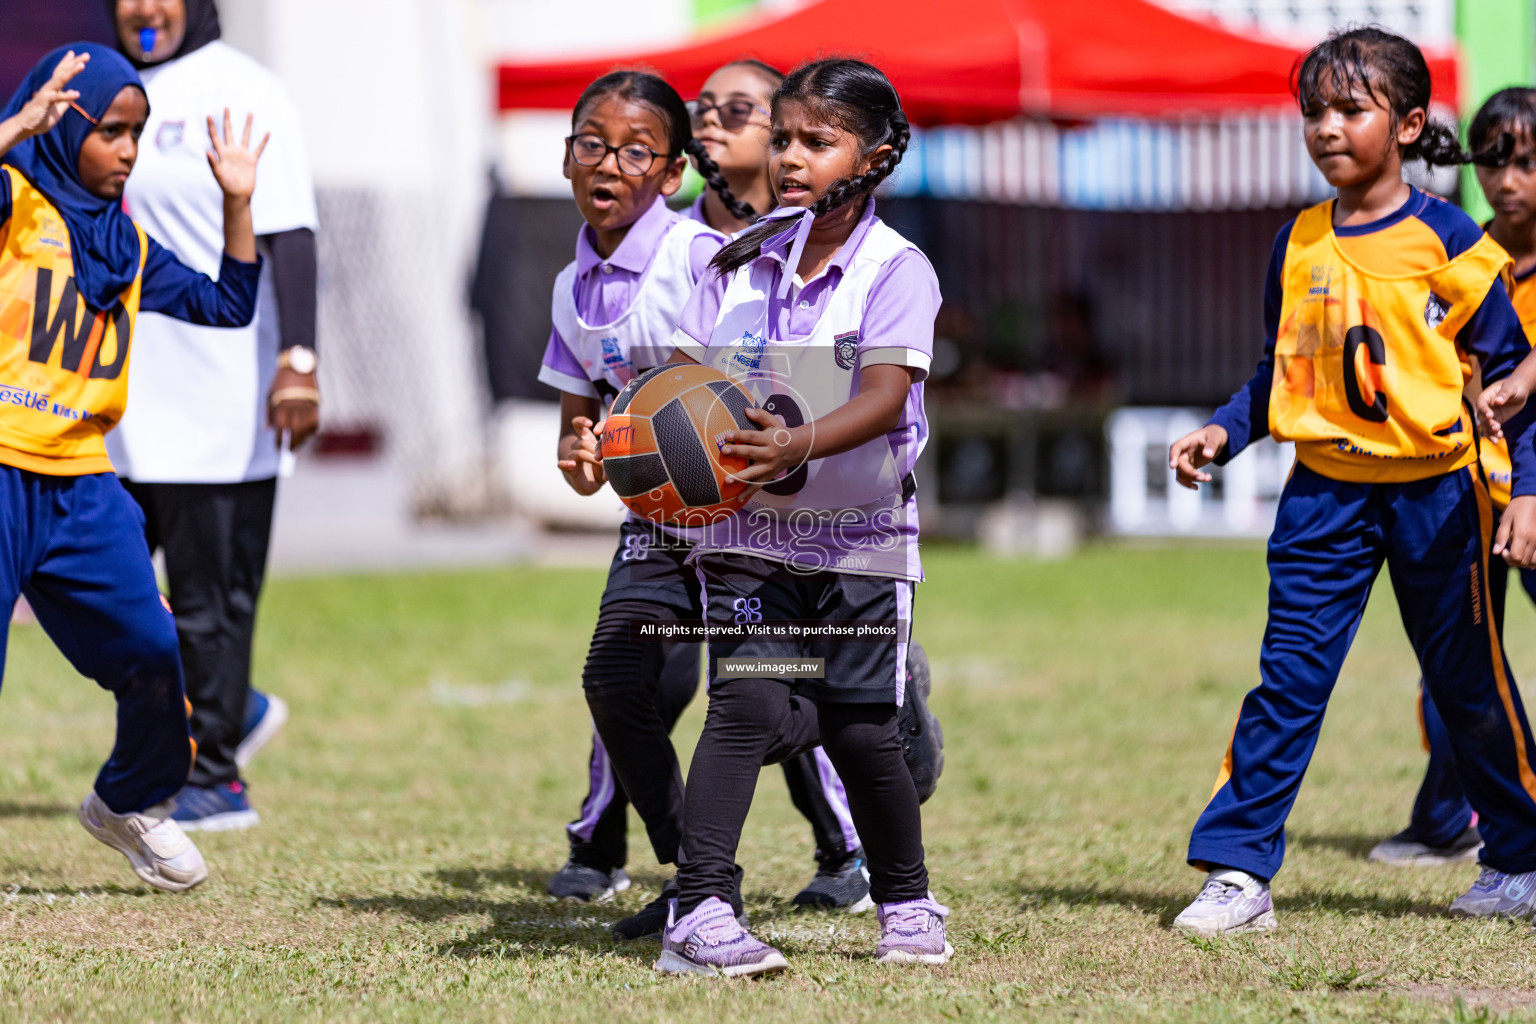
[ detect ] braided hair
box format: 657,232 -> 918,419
1292,27 -> 1504,168
710,58 -> 911,275
571,70 -> 753,221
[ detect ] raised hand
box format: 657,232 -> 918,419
205,109 -> 268,202
1169,423 -> 1230,490
12,50 -> 89,140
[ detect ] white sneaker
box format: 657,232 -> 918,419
1172,869 -> 1277,937
77,792 -> 208,892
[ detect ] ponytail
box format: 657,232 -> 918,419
1294,27 -> 1478,169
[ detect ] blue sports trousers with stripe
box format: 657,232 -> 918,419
1188,461 -> 1536,879
0,466 -> 191,813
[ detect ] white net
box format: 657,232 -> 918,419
313,187 -> 491,517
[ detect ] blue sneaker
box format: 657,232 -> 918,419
170,782 -> 260,833
1448,866 -> 1536,920
236,691 -> 288,769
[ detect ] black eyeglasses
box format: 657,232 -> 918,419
687,97 -> 769,131
566,134 -> 665,176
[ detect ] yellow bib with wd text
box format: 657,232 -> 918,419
0,167 -> 146,475
1271,202 -> 1510,483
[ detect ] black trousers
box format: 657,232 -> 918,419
123,478 -> 277,789
583,600 -> 822,866
677,678 -> 927,910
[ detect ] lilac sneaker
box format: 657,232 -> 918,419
654,897 -> 788,977
1448,865 -> 1536,920
876,896 -> 953,964
1173,869 -> 1277,937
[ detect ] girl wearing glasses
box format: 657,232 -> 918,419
539,70 -> 760,938
684,60 -> 779,236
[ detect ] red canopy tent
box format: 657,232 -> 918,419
498,0 -> 1459,126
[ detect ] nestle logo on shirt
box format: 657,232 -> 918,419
599,336 -> 627,368
1308,264 -> 1333,296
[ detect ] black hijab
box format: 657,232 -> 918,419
106,0 -> 221,70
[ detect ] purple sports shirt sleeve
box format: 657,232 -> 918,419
857,249 -> 940,380
537,327 -> 597,397
671,267 -> 730,359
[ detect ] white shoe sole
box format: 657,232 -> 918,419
877,941 -> 954,964
847,893 -> 874,914
235,694 -> 289,770
77,797 -> 208,893
177,809 -> 260,833
1173,909 -> 1278,938
654,950 -> 789,977
1369,843 -> 1483,868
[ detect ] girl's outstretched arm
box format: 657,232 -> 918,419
0,50 -> 88,159
205,109 -> 266,263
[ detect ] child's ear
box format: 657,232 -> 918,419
860,143 -> 894,177
562,144 -> 573,181
1397,107 -> 1427,148
660,155 -> 687,197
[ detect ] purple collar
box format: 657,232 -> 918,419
576,195 -> 675,276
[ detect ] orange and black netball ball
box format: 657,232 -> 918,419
600,364 -> 757,526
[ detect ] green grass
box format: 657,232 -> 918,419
4,543 -> 1536,1022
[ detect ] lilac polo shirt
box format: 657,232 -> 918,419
674,199 -> 942,580
540,195 -> 722,396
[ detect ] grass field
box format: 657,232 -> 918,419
5,543 -> 1536,1022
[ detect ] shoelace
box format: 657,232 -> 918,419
884,905 -> 936,936
694,911 -> 746,947
1473,868 -> 1508,893
1196,879 -> 1245,906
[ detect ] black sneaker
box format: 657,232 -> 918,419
547,859 -> 630,902
1368,824 -> 1483,867
612,865 -> 748,940
898,642 -> 944,803
792,849 -> 873,912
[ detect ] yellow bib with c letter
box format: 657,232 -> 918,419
0,166 -> 146,476
1271,202 -> 1511,483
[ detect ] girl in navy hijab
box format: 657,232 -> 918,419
0,42 -> 267,894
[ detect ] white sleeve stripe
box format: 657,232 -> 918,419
672,331 -> 707,358
537,366 -> 599,398
860,347 -> 933,370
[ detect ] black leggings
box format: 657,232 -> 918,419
676,676 -> 927,910
584,601 -> 823,865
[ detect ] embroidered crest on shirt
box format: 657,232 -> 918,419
1424,291 -> 1450,330
833,331 -> 859,370
155,121 -> 184,152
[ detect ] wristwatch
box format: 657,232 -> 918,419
278,346 -> 318,375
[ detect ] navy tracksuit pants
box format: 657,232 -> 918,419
1407,565 -> 1536,846
1188,461 -> 1536,879
0,466 -> 192,814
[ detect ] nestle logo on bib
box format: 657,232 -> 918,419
155,121 -> 184,152
833,331 -> 859,370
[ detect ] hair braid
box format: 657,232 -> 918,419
685,137 -> 758,222
709,58 -> 910,276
